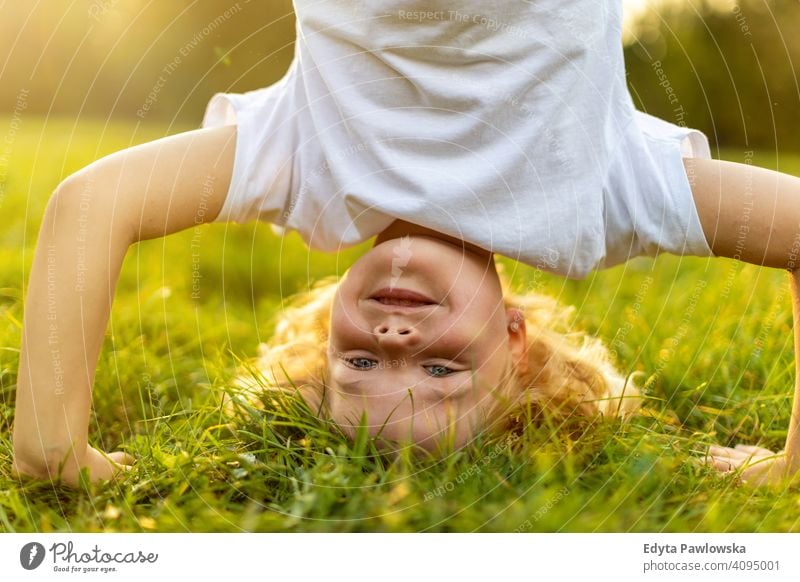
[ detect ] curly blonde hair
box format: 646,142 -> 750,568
227,263 -> 644,435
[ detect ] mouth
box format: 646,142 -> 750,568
368,287 -> 439,307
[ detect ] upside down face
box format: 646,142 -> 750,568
325,221 -> 528,453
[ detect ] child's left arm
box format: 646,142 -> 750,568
684,157 -> 800,488
704,268 -> 800,488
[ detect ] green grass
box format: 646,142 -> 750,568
1,115 -> 800,532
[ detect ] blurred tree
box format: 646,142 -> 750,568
0,0 -> 295,124
1,0 -> 798,153
625,0 -> 800,152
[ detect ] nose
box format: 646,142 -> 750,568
373,320 -> 419,345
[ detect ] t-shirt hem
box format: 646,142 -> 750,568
201,92 -> 248,225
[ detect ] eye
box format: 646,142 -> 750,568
425,364 -> 456,378
343,357 -> 377,370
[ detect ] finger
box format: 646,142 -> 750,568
109,463 -> 133,482
108,451 -> 135,465
725,449 -> 757,460
709,456 -> 736,472
708,445 -> 754,461
734,444 -> 774,456
689,455 -> 708,468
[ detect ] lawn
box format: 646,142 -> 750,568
1,115 -> 799,532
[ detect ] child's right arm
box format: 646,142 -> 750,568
12,124 -> 236,486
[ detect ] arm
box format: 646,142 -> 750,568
786,269 -> 800,468
12,124 -> 236,486
684,157 -> 800,487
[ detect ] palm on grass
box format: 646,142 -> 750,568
705,444 -> 799,489
12,446 -> 134,487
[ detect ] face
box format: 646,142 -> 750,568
326,231 -> 528,453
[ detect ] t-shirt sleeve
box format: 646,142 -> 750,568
200,76 -> 298,228
599,110 -> 715,271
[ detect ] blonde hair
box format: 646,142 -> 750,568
227,264 -> 643,434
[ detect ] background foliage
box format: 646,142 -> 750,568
1,0 -> 800,532
1,1 -> 798,150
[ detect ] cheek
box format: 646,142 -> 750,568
454,305 -> 507,345
326,393 -> 363,439
328,306 -> 345,345
462,332 -> 512,387
468,366 -> 512,411
328,298 -> 362,347
476,349 -> 511,378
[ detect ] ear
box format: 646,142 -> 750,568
506,308 -> 528,375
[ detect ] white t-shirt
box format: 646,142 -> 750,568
202,0 -> 715,279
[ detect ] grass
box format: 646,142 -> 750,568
1,115 -> 800,532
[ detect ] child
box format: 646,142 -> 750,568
11,0 -> 800,488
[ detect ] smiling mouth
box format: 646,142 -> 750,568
369,287 -> 438,306
370,297 -> 433,307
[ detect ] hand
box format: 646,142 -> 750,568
12,444 -> 134,488
703,443 -> 799,489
